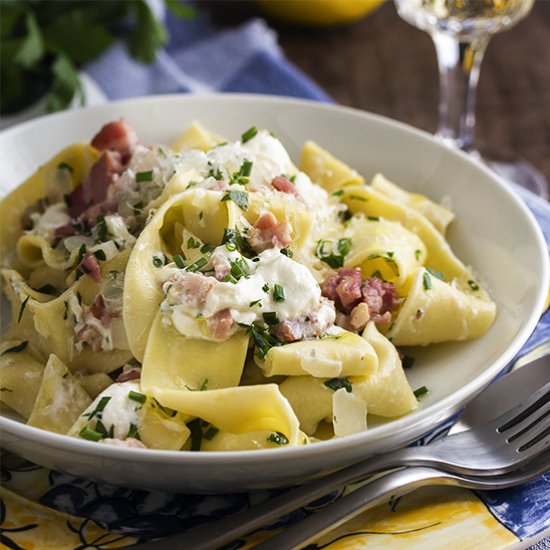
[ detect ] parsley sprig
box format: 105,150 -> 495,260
1,1 -> 194,114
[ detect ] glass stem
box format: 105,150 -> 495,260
431,31 -> 490,154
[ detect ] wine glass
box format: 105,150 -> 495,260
393,0 -> 548,198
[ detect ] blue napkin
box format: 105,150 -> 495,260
83,10 -> 331,102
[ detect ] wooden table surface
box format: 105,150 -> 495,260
203,0 -> 550,195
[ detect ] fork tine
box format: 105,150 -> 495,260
495,380 -> 550,435
505,400 -> 550,446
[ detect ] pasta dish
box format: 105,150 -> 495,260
0,120 -> 496,451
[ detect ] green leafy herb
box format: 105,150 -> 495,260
230,159 -> 253,185
173,254 -> 186,269
1,1 -> 193,114
79,425 -> 104,442
187,237 -> 200,249
468,279 -> 480,291
241,126 -> 258,143
127,423 -> 141,440
128,390 -> 147,404
186,257 -> 208,273
221,227 -> 256,257
93,249 -> 106,262
221,189 -> 249,211
262,311 -> 279,326
1,341 -> 28,355
95,214 -> 109,243
414,386 -> 429,400
402,356 -> 415,369
422,271 -> 432,290
426,267 -> 445,280
272,283 -> 285,303
332,189 -> 344,197
203,425 -> 219,441
249,299 -> 262,307
229,257 -> 250,281
315,238 -> 352,269
245,323 -> 283,359
324,377 -> 352,393
280,248 -> 293,258
267,432 -> 289,445
135,169 -> 154,183
83,396 -> 111,420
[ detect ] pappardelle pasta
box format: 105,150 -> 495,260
0,120 -> 496,451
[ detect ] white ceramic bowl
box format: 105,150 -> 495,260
0,94 -> 548,493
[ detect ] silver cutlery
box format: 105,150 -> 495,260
137,355 -> 550,549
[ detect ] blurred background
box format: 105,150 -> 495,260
201,0 -> 550,188
1,0 -> 549,186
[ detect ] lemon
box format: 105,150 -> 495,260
257,0 -> 384,26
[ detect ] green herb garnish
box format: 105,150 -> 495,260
136,170 -> 154,183
221,189 -> 249,211
173,254 -> 186,269
315,238 -> 352,269
414,386 -> 429,400
128,390 -> 147,404
324,377 -> 352,393
267,432 -> 289,445
241,126 -> 258,143
272,283 -> 285,303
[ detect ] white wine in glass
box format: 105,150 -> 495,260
394,0 -> 547,197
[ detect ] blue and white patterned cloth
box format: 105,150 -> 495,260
1,5 -> 549,550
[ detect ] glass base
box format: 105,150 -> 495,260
436,136 -> 549,200
487,159 -> 548,200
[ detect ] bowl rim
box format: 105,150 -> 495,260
1,92 -> 548,467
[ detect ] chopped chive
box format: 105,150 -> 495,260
414,386 -> 429,400
93,249 -> 106,262
267,432 -> 289,445
79,426 -> 104,441
367,216 -> 380,221
187,237 -> 200,249
173,254 -> 186,269
324,377 -> 352,393
200,243 -> 216,254
249,299 -> 262,307
186,257 -> 208,273
272,283 -> 285,302
422,271 -> 432,290
280,248 -> 293,258
332,189 -> 344,196
203,425 -> 219,440
241,126 -> 258,143
221,190 -> 249,211
402,356 -> 415,369
468,279 -> 480,291
262,311 -> 279,326
262,283 -> 270,293
136,170 -> 154,183
128,390 -> 147,404
127,423 -> 141,440
415,249 -> 422,261
426,267 -> 445,280
199,378 -> 209,391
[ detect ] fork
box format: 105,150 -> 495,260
255,448 -> 550,549
152,378 -> 550,550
